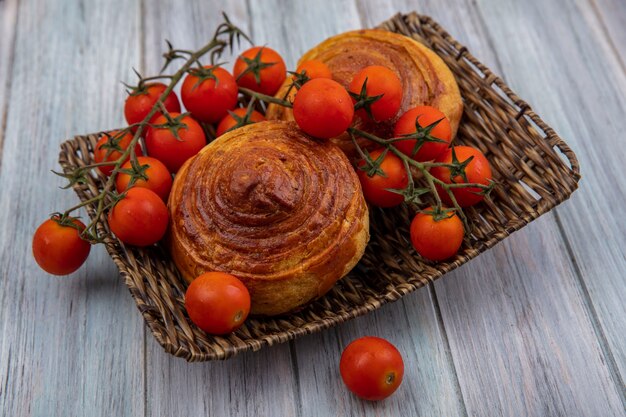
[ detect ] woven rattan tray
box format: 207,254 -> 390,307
58,12 -> 580,361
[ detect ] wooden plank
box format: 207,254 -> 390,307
588,0 -> 626,70
474,0 -> 626,395
0,0 -> 18,160
247,1 -> 467,416
361,0 -> 626,415
436,215 -> 625,416
142,2 -> 299,416
0,0 -> 145,415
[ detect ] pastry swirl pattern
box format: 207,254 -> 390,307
168,121 -> 369,316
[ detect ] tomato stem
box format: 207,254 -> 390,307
54,14 -> 252,243
238,87 -> 293,108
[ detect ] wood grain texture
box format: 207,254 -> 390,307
247,1 -> 467,416
0,0 -> 145,416
142,1 -> 299,416
589,0 -> 626,71
0,0 -> 18,160
474,0 -> 626,395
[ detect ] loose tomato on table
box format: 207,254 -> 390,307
216,107 -> 265,137
293,78 -> 354,139
107,187 -> 169,247
181,66 -> 238,123
185,272 -> 251,335
340,336 -> 404,401
431,145 -> 493,207
93,131 -> 142,176
294,60 -> 332,80
124,82 -> 181,127
357,149 -> 408,208
233,46 -> 287,96
115,156 -> 173,201
32,217 -> 91,275
348,65 -> 403,122
410,207 -> 464,261
394,105 -> 452,162
145,112 -> 206,173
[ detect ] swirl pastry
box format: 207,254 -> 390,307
168,121 -> 369,316
267,29 -> 463,158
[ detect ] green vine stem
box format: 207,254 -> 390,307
56,14 -> 250,243
347,127 -> 493,233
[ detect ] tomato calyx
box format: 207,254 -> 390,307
447,146 -> 474,183
349,77 -> 384,120
186,65 -> 225,90
117,158 -> 150,188
386,181 -> 430,205
287,69 -> 311,89
50,213 -> 85,232
422,206 -> 458,222
358,148 -> 389,178
122,68 -> 173,96
395,116 -> 448,158
223,101 -> 259,135
51,167 -> 89,189
236,47 -> 277,84
99,131 -> 128,156
150,112 -> 191,141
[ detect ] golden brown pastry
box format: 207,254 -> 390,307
267,29 -> 463,158
168,121 -> 369,316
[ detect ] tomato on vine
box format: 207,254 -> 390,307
115,156 -> 173,201
216,107 -> 265,137
124,82 -> 181,127
234,46 -> 287,96
293,78 -> 354,139
107,187 -> 169,247
394,106 -> 452,162
145,112 -> 206,173
181,66 -> 238,123
340,336 -> 404,401
431,146 -> 493,207
32,217 -> 91,275
294,60 -> 332,80
185,272 -> 251,335
93,131 -> 142,177
348,65 -> 403,122
357,149 -> 408,208
410,207 -> 464,261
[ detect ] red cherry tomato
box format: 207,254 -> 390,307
357,149 -> 408,208
295,60 -> 332,80
216,107 -> 266,137
233,46 -> 287,96
124,82 -> 181,127
181,66 -> 238,123
293,78 -> 354,139
32,217 -> 91,275
348,65 -> 403,122
431,146 -> 493,207
185,272 -> 251,335
394,106 -> 452,162
115,156 -> 173,201
93,131 -> 142,176
340,336 -> 404,401
107,187 -> 169,247
145,112 -> 206,173
410,208 -> 464,261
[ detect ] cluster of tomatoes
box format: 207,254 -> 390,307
32,42 -> 496,401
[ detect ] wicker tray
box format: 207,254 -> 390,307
58,12 -> 580,361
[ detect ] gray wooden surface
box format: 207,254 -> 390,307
0,0 -> 625,416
